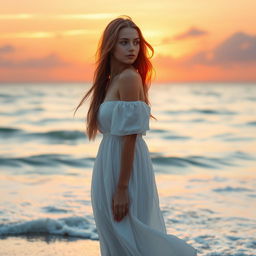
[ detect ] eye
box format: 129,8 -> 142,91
119,40 -> 140,45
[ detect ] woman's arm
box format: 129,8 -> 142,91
117,134 -> 137,189
116,70 -> 142,188
112,69 -> 143,222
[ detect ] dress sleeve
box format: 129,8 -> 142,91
110,101 -> 151,136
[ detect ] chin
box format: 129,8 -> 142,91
127,59 -> 136,63
121,60 -> 134,65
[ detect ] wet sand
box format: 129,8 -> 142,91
0,236 -> 100,256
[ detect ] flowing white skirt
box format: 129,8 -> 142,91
91,134 -> 197,256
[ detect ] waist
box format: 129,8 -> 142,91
103,133 -> 143,138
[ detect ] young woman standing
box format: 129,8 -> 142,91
74,15 -> 197,256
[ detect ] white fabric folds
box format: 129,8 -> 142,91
110,101 -> 150,136
92,100 -> 198,256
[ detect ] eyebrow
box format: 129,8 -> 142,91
119,37 -> 140,40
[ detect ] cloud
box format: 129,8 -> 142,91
0,29 -> 96,39
186,31 -> 256,67
0,14 -> 34,20
56,13 -> 118,20
173,26 -> 208,40
0,13 -> 118,20
153,54 -> 179,67
0,52 -> 70,69
160,26 -> 208,45
0,44 -> 16,54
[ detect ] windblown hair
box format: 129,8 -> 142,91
73,15 -> 156,141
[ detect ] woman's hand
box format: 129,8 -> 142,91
112,186 -> 130,222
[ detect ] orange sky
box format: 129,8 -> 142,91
0,0 -> 255,83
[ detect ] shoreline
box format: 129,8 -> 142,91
0,235 -> 100,256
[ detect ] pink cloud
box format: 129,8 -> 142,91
185,31 -> 256,67
0,44 -> 16,54
173,26 -> 208,40
161,26 -> 208,45
0,46 -> 70,69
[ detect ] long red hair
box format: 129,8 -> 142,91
73,15 -> 156,141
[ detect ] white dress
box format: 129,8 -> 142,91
91,100 -> 197,256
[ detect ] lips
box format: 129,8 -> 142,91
127,55 -> 135,57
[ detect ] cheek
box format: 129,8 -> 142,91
136,46 -> 140,54
115,45 -> 125,55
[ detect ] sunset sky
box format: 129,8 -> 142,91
0,0 -> 255,83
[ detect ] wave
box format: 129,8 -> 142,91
212,132 -> 255,142
152,154 -> 236,169
31,130 -> 86,140
165,108 -> 236,115
0,154 -> 91,168
212,186 -> 253,193
0,127 -> 86,141
0,107 -> 44,116
0,127 -> 22,134
1,151 -> 254,170
247,121 -> 256,126
0,216 -> 98,240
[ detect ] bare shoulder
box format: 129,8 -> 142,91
117,68 -> 142,101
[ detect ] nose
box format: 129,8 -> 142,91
128,44 -> 136,53
128,42 -> 136,50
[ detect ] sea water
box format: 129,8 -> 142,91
0,82 -> 255,256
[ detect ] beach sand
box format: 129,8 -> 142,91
0,236 -> 100,256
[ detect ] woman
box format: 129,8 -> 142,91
74,15 -> 197,256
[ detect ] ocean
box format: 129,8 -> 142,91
0,82 -> 255,256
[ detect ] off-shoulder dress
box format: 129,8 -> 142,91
91,100 -> 197,256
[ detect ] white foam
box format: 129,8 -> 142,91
0,216 -> 98,240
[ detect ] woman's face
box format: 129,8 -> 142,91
112,27 -> 140,65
